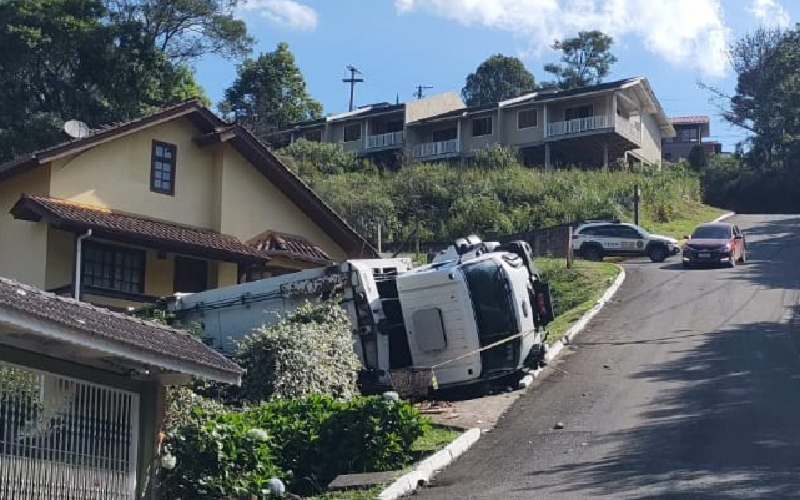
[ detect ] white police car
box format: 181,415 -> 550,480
572,221 -> 680,262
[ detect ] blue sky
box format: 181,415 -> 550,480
195,0 -> 798,151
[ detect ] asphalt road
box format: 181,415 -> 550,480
414,214 -> 800,500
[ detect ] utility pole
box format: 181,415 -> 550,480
342,65 -> 364,112
633,184 -> 641,226
413,84 -> 433,99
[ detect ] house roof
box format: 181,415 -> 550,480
248,230 -> 334,265
670,116 -> 710,125
11,195 -> 269,264
0,275 -> 243,383
0,99 -> 377,259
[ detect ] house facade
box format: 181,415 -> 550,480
273,77 -> 674,169
0,100 -> 375,311
662,116 -> 722,161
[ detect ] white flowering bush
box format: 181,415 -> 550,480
236,302 -> 361,403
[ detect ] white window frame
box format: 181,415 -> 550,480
517,109 -> 538,130
471,116 -> 493,137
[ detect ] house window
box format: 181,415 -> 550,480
151,141 -> 176,195
344,123 -> 361,142
564,105 -> 593,121
678,126 -> 699,143
304,130 -> 322,142
82,242 -> 145,294
472,116 -> 493,137
664,152 -> 673,160
517,109 -> 538,129
432,128 -> 458,142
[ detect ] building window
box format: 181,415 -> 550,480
564,105 -> 593,121
344,123 -> 361,142
304,130 -> 323,142
664,152 -> 673,160
678,126 -> 699,143
151,141 -> 176,195
517,109 -> 538,129
432,128 -> 458,142
82,242 -> 145,294
472,116 -> 493,137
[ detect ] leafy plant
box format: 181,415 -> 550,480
235,302 -> 361,403
161,395 -> 429,496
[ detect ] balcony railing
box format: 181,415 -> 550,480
412,138 -> 460,159
615,115 -> 642,144
366,131 -> 405,149
547,115 -> 610,137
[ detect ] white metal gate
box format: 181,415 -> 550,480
0,361 -> 139,499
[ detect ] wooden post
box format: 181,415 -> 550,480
567,226 -> 574,269
634,184 -> 641,226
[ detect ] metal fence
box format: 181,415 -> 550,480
0,361 -> 139,499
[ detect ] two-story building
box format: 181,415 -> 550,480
662,116 -> 722,161
0,99 -> 375,311
270,92 -> 465,165
407,77 -> 673,169
274,77 -> 674,170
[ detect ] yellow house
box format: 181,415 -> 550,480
0,99 -> 375,310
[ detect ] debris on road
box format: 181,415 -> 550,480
554,422 -> 565,430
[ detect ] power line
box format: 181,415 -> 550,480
342,65 -> 364,112
413,84 -> 433,99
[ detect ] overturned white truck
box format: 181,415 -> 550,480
170,236 -> 554,390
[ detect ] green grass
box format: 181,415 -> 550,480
411,425 -> 462,454
641,201 -> 725,240
536,258 -> 620,346
303,426 -> 461,500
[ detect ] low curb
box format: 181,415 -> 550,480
377,428 -> 482,500
712,212 -> 735,223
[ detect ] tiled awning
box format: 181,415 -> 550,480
11,195 -> 268,264
247,230 -> 334,265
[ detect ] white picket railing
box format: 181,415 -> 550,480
366,131 -> 405,149
412,138 -> 460,159
0,361 -> 140,499
547,115 -> 610,137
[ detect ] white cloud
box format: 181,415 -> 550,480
240,0 -> 319,31
748,0 -> 790,28
394,0 -> 731,78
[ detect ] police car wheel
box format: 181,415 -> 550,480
581,245 -> 603,262
648,245 -> 668,263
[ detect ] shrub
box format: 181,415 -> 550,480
161,395 -> 429,497
277,140 -> 376,177
235,302 -> 361,403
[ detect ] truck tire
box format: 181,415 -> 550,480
580,244 -> 604,262
648,245 -> 668,263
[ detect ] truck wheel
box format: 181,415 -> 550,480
581,245 -> 603,262
648,245 -> 668,263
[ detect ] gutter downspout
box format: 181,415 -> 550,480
74,229 -> 92,301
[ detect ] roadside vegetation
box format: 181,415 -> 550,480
279,142 -> 714,247
536,258 -> 620,345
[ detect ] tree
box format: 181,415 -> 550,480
687,144 -> 709,172
703,27 -> 800,170
106,0 -> 253,61
0,0 -> 227,162
544,31 -> 617,88
461,55 -> 536,107
219,43 -> 323,140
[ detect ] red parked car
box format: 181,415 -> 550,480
682,223 -> 747,268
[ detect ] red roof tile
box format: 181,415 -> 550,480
11,195 -> 268,263
0,276 -> 243,379
247,230 -> 333,264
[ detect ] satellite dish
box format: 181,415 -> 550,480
64,120 -> 92,139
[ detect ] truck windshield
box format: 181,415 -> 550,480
462,259 -> 517,345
